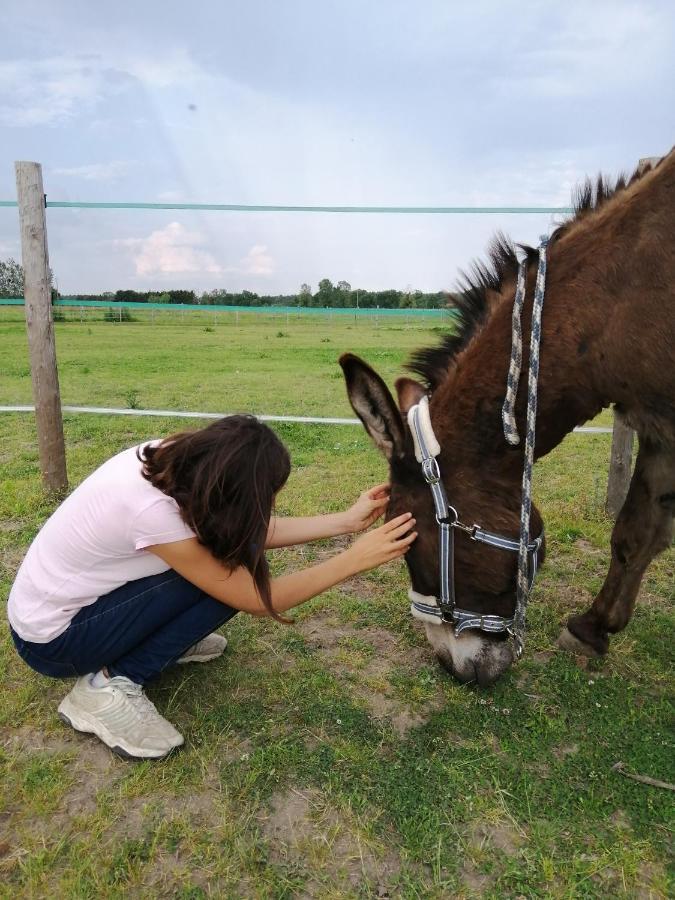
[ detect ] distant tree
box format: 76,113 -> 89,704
0,258 -> 24,297
0,257 -> 58,300
240,290 -> 259,306
168,289 -> 196,305
333,280 -> 351,308
315,278 -> 334,307
115,289 -> 149,303
299,283 -> 312,306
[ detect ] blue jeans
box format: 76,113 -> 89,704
10,570 -> 238,685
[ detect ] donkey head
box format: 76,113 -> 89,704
341,353 -> 544,686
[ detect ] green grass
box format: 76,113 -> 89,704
0,315 -> 671,898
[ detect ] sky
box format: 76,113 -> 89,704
1,0 -> 673,296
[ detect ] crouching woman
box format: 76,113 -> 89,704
7,416 -> 416,759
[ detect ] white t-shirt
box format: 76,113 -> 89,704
8,442 -> 196,643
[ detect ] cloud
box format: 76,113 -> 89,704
52,161 -> 137,181
240,244 -> 274,276
113,224 -> 276,283
0,57 -> 106,127
0,45 -> 204,129
118,222 -> 223,277
118,49 -> 203,89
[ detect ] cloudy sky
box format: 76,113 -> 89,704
1,0 -> 673,295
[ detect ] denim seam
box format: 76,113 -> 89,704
108,605 -> 237,683
65,573 -> 185,630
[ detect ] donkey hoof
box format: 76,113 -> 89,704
557,626 -> 604,658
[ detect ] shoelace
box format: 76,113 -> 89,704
107,677 -> 161,719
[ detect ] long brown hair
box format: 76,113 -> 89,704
138,416 -> 291,620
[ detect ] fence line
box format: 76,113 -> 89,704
0,298 -> 453,318
0,199 -> 573,215
0,405 -> 613,433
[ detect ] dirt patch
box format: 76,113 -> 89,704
0,546 -> 27,581
589,857 -> 668,899
460,860 -> 493,896
574,539 -> 602,555
609,809 -> 631,831
635,860 -> 669,899
298,611 -> 443,736
553,742 -> 580,760
469,820 -> 526,856
107,786 -> 227,842
259,787 -> 401,897
0,724 -> 122,859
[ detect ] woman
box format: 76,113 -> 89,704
8,415 -> 416,759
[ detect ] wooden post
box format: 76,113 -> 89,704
606,421 -> 634,519
605,156 -> 661,519
15,161 -> 68,493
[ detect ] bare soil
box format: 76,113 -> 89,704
298,610 -> 444,736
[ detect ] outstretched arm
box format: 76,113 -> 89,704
147,511 -> 416,617
266,483 -> 389,548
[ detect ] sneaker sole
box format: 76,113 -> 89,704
176,651 -> 223,664
58,697 -> 180,760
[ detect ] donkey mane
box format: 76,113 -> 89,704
407,159 -> 661,390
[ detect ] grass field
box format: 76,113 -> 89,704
0,313 -> 672,898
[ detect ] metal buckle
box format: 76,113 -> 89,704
506,626 -> 524,659
421,457 -> 441,484
452,519 -> 478,539
435,503 -> 456,526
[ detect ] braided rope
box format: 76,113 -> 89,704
513,236 -> 550,647
501,261 -> 528,445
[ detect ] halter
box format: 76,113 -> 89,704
408,236 -> 550,658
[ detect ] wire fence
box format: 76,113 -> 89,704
0,298 -> 454,327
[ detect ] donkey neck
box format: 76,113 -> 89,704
427,287 -> 592,477
431,152 -> 675,467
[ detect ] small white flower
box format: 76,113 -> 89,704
336,718 -> 342,725
240,752 -> 250,761
588,679 -> 595,685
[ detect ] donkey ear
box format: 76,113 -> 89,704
340,353 -> 405,459
395,377 -> 426,415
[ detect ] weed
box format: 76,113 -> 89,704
124,389 -> 141,409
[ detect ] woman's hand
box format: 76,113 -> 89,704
341,483 -> 390,533
345,512 -> 417,573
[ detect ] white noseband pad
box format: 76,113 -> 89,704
409,588 -> 444,626
407,395 -> 440,463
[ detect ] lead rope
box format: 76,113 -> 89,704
502,236 -> 550,655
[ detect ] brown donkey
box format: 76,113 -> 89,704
341,150 -> 674,686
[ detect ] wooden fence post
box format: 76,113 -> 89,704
605,156 -> 661,519
605,421 -> 634,519
15,161 -> 68,493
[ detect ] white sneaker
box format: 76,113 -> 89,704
58,675 -> 184,759
177,632 -> 228,664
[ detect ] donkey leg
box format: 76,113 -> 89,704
559,442 -> 674,657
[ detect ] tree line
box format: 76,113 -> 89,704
1,259 -> 450,309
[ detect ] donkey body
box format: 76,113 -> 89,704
342,151 -> 675,685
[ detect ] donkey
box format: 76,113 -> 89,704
341,150 -> 675,686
